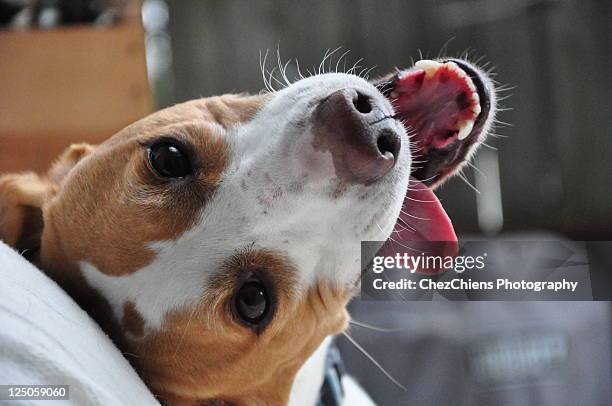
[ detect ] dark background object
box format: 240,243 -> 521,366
0,0 -> 124,28
161,0 -> 612,240
0,0 -> 151,174
0,1 -> 24,25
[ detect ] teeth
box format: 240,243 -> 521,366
445,61 -> 460,73
472,92 -> 481,116
414,60 -> 443,79
411,59 -> 482,135
457,119 -> 475,140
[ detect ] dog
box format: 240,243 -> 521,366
0,57 -> 496,405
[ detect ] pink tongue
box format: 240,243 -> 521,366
396,177 -> 457,243
385,177 -> 458,274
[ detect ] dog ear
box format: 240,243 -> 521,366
0,143 -> 94,255
47,143 -> 96,183
0,172 -> 55,253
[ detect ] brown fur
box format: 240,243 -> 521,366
0,93 -> 352,405
0,142 -> 95,252
123,301 -> 146,338
131,249 -> 350,406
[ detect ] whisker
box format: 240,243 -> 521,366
493,119 -> 513,127
480,60 -> 493,70
495,84 -> 516,92
319,47 -> 342,74
266,67 -> 285,91
400,209 -> 430,221
275,47 -> 292,87
388,235 -> 427,254
391,224 -> 413,233
437,36 -> 455,60
408,174 -> 437,184
275,46 -> 287,86
374,220 -> 388,240
496,94 -> 513,102
350,319 -> 404,333
457,171 -> 481,194
392,224 -> 411,234
358,64 -> 376,79
404,196 -> 437,203
473,55 -> 486,66
342,332 -> 407,391
362,65 -> 377,80
318,48 -> 331,75
259,49 -> 273,93
466,160 -> 486,177
481,142 -> 498,151
295,58 -> 305,80
335,49 -> 351,73
394,217 -> 416,233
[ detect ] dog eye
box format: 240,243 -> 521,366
234,279 -> 269,325
148,142 -> 192,178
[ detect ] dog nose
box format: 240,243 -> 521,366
312,88 -> 401,184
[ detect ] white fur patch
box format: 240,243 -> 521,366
75,67 -> 498,404
80,73 -> 410,331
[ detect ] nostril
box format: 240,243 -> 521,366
353,92 -> 373,114
376,130 -> 400,159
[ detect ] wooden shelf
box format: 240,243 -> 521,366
0,20 -> 152,173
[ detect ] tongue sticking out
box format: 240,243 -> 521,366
379,60 -> 483,272
396,177 -> 457,244
387,177 -> 458,274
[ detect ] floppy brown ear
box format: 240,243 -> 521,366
0,143 -> 94,255
47,143 -> 96,184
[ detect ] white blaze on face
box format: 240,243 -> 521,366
225,73 -> 410,286
81,73 -> 411,332
65,55 -> 502,406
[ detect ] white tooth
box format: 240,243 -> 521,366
457,119 -> 475,140
414,60 -> 443,79
445,61 -> 459,71
471,92 -> 481,116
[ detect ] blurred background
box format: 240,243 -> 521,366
1,0 -> 610,240
158,0 -> 612,241
0,1 -> 610,405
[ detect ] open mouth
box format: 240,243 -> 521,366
392,60 -> 482,148
375,59 -> 491,271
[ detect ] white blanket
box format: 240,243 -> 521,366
0,242 -> 159,406
0,242 -> 375,406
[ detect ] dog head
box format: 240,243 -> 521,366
0,58 -> 496,405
